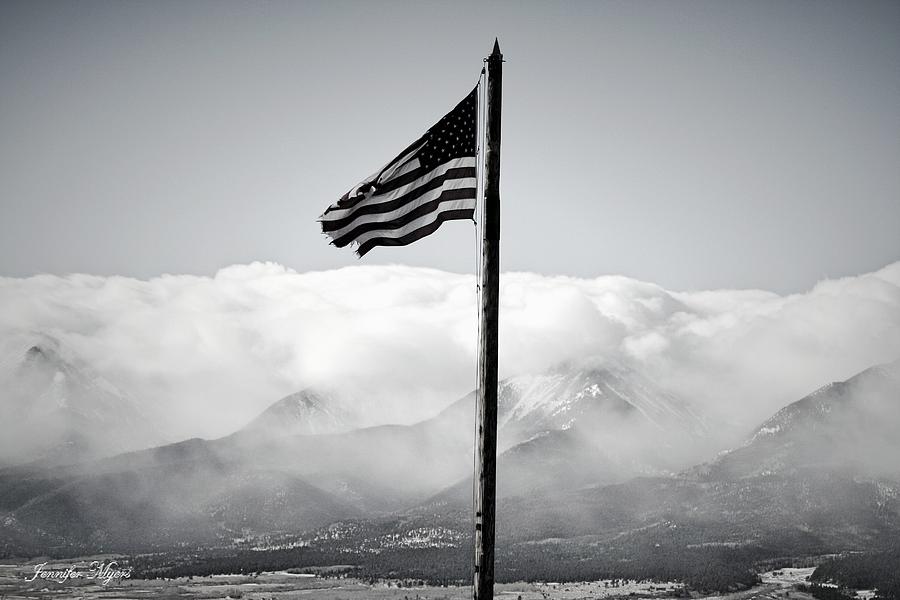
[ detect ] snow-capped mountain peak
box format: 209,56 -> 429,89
496,362 -> 708,443
240,389 -> 357,438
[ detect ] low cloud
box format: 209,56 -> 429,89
1,261 -> 898,441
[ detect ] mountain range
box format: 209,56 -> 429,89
491,359 -> 900,550
0,352 -> 898,588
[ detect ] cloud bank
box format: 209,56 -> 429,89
1,261 -> 899,440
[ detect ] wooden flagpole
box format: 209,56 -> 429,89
474,38 -> 502,600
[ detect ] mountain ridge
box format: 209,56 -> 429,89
0,341 -> 163,466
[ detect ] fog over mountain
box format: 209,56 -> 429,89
0,336 -> 163,466
1,264 -> 899,586
2,357 -> 897,566
1,260 -> 898,445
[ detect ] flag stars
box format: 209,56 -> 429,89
418,87 -> 477,169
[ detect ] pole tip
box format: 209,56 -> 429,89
492,38 -> 501,55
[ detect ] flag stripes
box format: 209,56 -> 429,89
321,159 -> 476,228
320,86 -> 479,256
351,195 -> 476,248
327,175 -> 477,248
355,208 -> 476,257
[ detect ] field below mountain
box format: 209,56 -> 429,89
0,559 -> 836,600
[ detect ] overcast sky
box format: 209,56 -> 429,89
1,0 -> 899,293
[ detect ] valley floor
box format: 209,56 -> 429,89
0,561 -> 827,600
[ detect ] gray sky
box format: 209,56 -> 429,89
1,0 -> 898,293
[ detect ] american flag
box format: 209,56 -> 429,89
319,86 -> 479,257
